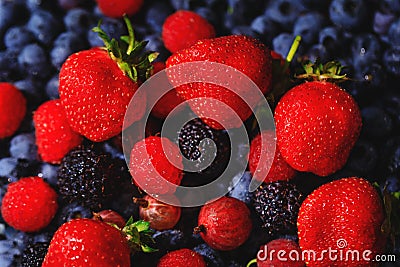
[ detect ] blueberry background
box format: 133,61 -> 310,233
0,0 -> 399,266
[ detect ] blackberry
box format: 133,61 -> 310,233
178,118 -> 230,185
21,242 -> 49,267
253,181 -> 304,237
57,144 -> 126,210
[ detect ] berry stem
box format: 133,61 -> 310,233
246,258 -> 257,267
193,225 -> 206,234
283,35 -> 301,73
133,197 -> 149,208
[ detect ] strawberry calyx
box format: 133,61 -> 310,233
106,216 -> 158,254
295,59 -> 349,82
92,15 -> 159,82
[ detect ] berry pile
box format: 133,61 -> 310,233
0,0 -> 400,266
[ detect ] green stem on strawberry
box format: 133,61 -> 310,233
295,59 -> 349,82
92,15 -> 159,82
282,35 -> 301,74
110,216 -> 158,254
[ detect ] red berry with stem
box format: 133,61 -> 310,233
134,195 -> 181,231
95,0 -> 143,18
195,196 -> 252,251
92,209 -> 126,229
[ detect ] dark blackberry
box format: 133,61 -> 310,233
21,242 -> 49,267
178,118 -> 230,185
57,144 -> 126,210
253,181 -> 304,237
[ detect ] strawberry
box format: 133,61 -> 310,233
33,99 -> 83,164
255,238 -> 305,267
157,248 -> 206,267
42,217 -> 156,267
166,35 -> 272,130
195,196 -> 252,251
297,177 -> 387,267
1,177 -> 58,232
0,82 -> 26,139
129,136 -> 183,195
95,0 -> 143,18
148,61 -> 186,119
274,61 -> 362,176
248,130 -> 297,183
59,16 -> 156,142
162,10 -> 216,53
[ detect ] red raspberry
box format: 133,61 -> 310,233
257,239 -> 305,267
33,99 -> 83,164
1,177 -> 58,232
157,248 -> 206,267
162,10 -> 216,53
0,82 -> 26,138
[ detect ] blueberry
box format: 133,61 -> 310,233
14,79 -> 44,109
387,18 -> 400,47
0,0 -> 26,39
193,243 -> 225,267
145,2 -> 173,33
231,25 -> 258,38
226,0 -> 263,25
272,33 -> 296,58
351,33 -> 381,69
0,49 -> 21,81
18,43 -> 53,79
380,137 -> 400,176
45,74 -> 60,99
26,10 -> 62,47
144,34 -> 170,62
169,0 -> 190,10
380,0 -> 400,14
329,0 -> 370,31
55,202 -> 92,227
293,12 -> 327,45
250,15 -> 280,45
228,172 -> 253,206
382,176 -> 400,193
195,7 -> 219,30
152,229 -> 187,252
87,17 -> 127,48
0,158 -> 18,178
380,93 -> 400,133
264,0 -> 306,31
346,139 -> 378,175
299,0 -> 330,10
64,8 -> 96,37
38,163 -> 59,187
383,46 -> 400,76
9,133 -> 38,161
304,43 -> 330,62
373,11 -> 396,36
318,26 -> 344,53
362,106 -> 393,138
4,26 -> 35,51
51,31 -> 88,70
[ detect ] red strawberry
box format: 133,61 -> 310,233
162,10 -> 216,53
129,136 -> 183,195
297,177 -> 387,267
157,248 -> 206,267
0,82 -> 26,139
1,177 -> 58,232
195,196 -> 252,251
166,35 -> 272,130
95,0 -> 143,18
249,130 -> 297,183
59,17 -> 156,142
33,99 -> 83,164
256,239 -> 305,267
42,217 -> 156,266
148,61 -> 186,119
274,61 -> 362,176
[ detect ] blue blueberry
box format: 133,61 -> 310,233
387,18 -> 400,47
144,34 -> 170,62
373,11 -> 396,37
299,0 -> 330,10
272,33 -> 296,58
0,158 -> 18,178
293,12 -> 327,45
195,7 -> 219,30
152,229 -> 187,252
4,26 -> 35,51
250,15 -> 280,45
383,46 -> 400,76
0,49 -> 21,81
318,26 -> 344,53
264,0 -> 306,31
380,0 -> 400,14
305,43 -> 330,62
45,74 -> 60,99
9,133 -> 38,161
87,17 -> 127,47
18,43 -> 53,79
346,139 -> 378,175
231,25 -> 258,38
51,31 -> 88,70
382,176 -> 400,193
55,202 -> 92,227
64,8 -> 96,37
145,2 -> 173,33
361,106 -> 393,139
193,243 -> 225,267
380,137 -> 400,176
170,0 -> 190,10
228,172 -> 253,206
38,163 -> 59,187
26,10 -> 62,46
381,93 -> 400,133
14,79 -> 44,109
351,33 -> 381,69
329,0 -> 370,31
0,0 -> 26,39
